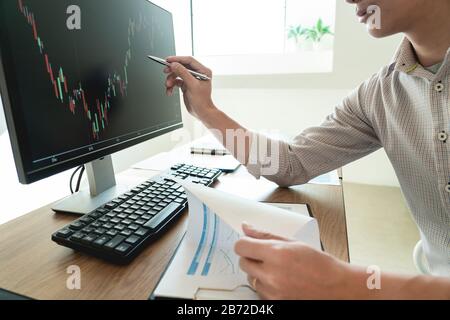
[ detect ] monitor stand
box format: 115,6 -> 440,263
51,155 -> 130,215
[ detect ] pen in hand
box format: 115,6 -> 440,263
147,55 -> 211,81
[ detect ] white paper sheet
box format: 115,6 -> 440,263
308,170 -> 341,185
153,181 -> 320,300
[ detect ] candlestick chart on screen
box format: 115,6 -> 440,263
16,0 -> 151,141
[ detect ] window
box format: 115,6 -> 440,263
192,0 -> 336,75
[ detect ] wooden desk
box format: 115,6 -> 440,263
0,166 -> 348,300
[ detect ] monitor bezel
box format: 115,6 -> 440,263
0,0 -> 183,184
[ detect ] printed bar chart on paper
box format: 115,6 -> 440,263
152,181 -> 321,300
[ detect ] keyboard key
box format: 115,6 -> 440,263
104,235 -> 126,250
90,211 -> 103,219
205,172 -> 215,179
69,221 -> 85,231
120,229 -> 133,237
135,219 -> 146,225
96,208 -> 109,214
135,228 -> 149,237
121,219 -> 132,225
115,243 -> 132,255
114,224 -> 125,231
104,202 -> 118,210
69,232 -> 85,242
83,227 -> 95,234
98,216 -> 109,223
91,221 -> 102,228
144,203 -> 182,230
94,228 -> 107,235
93,236 -> 111,247
103,223 -> 114,229
106,229 -> 119,237
81,234 -> 97,245
125,235 -> 141,245
56,229 -> 73,238
128,224 -> 139,231
135,210 -> 145,216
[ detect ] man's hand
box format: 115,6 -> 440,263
234,223 -> 358,300
164,56 -> 216,120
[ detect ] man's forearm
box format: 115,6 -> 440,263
348,265 -> 450,300
384,273 -> 450,300
199,106 -> 252,165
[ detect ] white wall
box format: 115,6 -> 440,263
205,0 -> 403,187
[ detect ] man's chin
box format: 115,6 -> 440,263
367,26 -> 393,39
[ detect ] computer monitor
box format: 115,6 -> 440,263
0,0 -> 183,213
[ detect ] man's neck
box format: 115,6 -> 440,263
405,5 -> 450,67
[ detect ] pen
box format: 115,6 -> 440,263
147,55 -> 211,81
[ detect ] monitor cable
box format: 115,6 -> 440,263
70,165 -> 85,194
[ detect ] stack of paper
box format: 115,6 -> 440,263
152,181 -> 321,300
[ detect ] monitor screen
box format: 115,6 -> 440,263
0,0 -> 183,183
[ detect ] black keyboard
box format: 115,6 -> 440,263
52,164 -> 222,264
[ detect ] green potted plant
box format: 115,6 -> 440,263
287,25 -> 306,47
287,18 -> 334,51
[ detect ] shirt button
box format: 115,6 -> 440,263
434,83 -> 444,92
438,131 -> 448,142
446,184 -> 450,194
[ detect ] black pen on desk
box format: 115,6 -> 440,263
147,55 -> 211,81
190,149 -> 230,156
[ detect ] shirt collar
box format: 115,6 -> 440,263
385,37 -> 450,80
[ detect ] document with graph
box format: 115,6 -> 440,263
152,181 -> 321,300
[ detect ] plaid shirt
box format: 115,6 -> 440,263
247,38 -> 450,276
